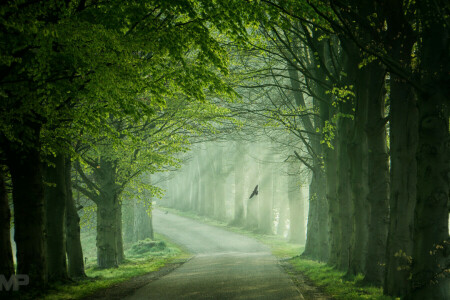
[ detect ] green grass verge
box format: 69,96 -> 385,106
290,258 -> 396,300
159,206 -> 396,300
28,233 -> 190,300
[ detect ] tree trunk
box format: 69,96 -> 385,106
288,161 -> 305,244
115,202 -> 124,263
315,170 -> 328,262
44,153 -> 68,281
123,201 -> 135,244
96,200 -> 117,268
65,158 -> 86,278
384,73 -> 417,296
258,153 -> 273,234
347,63 -> 370,277
232,141 -> 246,225
133,199 -> 154,241
0,165 -> 14,280
197,149 -> 207,216
364,62 -> 389,285
276,169 -> 288,237
410,2 -> 450,298
302,173 -> 318,258
6,126 -> 47,289
95,158 -> 119,269
246,163 -> 259,231
214,145 -> 226,221
382,6 -> 417,295
336,100 -> 353,271
334,43 -> 359,271
193,154 -> 201,213
205,151 -> 215,216
412,93 -> 450,299
312,39 -> 331,262
246,197 -> 259,231
325,145 -> 339,265
286,38 -> 330,259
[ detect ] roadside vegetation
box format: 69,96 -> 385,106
289,259 -> 395,300
15,233 -> 189,300
161,206 -> 395,300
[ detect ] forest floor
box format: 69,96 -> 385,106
160,206 -> 394,300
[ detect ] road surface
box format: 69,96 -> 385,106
124,209 -> 302,300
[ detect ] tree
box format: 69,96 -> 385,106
43,154 -> 69,281
65,157 -> 86,278
0,166 -> 14,281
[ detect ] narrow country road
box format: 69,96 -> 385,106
124,209 -> 302,300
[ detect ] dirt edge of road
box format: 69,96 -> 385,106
279,259 -> 335,300
81,257 -> 193,300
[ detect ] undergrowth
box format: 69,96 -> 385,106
14,233 -> 188,300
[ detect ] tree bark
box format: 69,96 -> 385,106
411,3 -> 450,296
335,51 -> 356,271
336,105 -> 353,271
412,92 -> 450,299
347,66 -> 369,277
258,151 -> 273,234
310,168 -> 328,261
384,72 -> 417,295
6,124 -> 47,289
325,144 -> 339,265
44,153 -> 68,281
204,150 -> 215,216
197,153 -> 207,216
315,109 -> 330,262
275,168 -> 288,237
246,161 -> 259,231
214,145 -> 226,221
364,62 -> 389,285
383,3 -> 417,295
96,200 -> 117,268
0,166 -> 14,280
65,158 -> 86,278
133,199 -> 154,241
95,158 -> 119,269
302,169 -> 321,259
286,54 -> 326,260
115,201 -> 124,263
232,141 -> 246,225
123,200 -> 135,244
288,161 -> 305,244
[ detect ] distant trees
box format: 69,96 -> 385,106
162,137 -> 307,240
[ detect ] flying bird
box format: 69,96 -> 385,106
249,185 -> 258,199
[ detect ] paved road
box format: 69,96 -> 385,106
124,209 -> 302,300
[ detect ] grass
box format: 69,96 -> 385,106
290,258 -> 397,300
17,233 -> 190,300
160,205 -> 396,300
